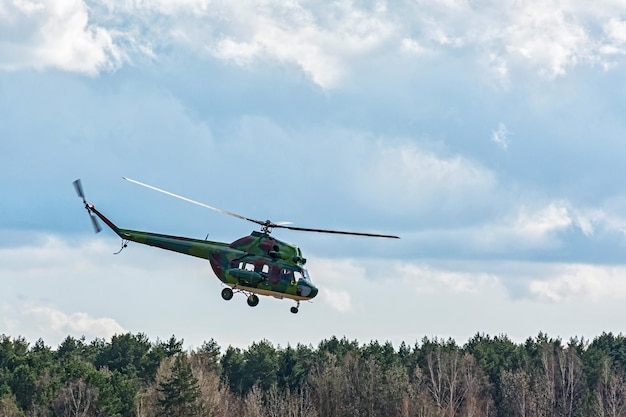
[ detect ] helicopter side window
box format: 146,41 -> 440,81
253,260 -> 271,275
244,263 -> 255,272
280,268 -> 293,282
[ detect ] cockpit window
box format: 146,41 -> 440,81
301,268 -> 311,282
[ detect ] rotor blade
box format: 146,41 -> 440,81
123,177 -> 264,226
73,179 -> 85,200
275,221 -> 294,226
275,223 -> 400,239
90,214 -> 102,234
73,179 -> 101,233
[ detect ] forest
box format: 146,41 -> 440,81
1,332 -> 626,416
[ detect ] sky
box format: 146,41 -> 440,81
3,0 -> 626,351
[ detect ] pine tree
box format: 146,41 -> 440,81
157,353 -> 201,417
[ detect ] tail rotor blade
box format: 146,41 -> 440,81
73,178 -> 101,234
90,214 -> 102,234
73,179 -> 85,201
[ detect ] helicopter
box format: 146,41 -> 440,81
73,178 -> 399,314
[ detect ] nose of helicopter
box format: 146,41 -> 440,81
308,285 -> 318,299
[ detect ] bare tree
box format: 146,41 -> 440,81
424,347 -> 467,417
190,350 -> 232,416
408,363 -> 442,417
460,354 -> 494,417
309,354 -> 349,417
264,384 -> 287,417
52,380 -> 97,417
555,345 -> 585,417
243,385 -> 265,417
592,357 -> 626,417
501,369 -> 533,417
286,384 -> 318,417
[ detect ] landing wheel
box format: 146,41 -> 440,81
291,301 -> 300,314
247,294 -> 259,307
221,288 -> 233,301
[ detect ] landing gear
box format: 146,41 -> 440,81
223,287 -> 260,307
247,294 -> 259,307
290,301 -> 300,314
221,288 -> 234,300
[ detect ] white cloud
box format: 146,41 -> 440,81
604,19 -> 626,45
307,258 -> 364,313
529,264 -> 626,302
509,202 -> 620,242
1,300 -> 126,346
395,262 -> 501,295
600,18 -> 626,65
3,0 -> 626,86
401,38 -> 429,55
320,290 -> 352,314
21,303 -> 126,339
357,141 -> 496,214
463,202 -> 581,253
212,1 -> 395,88
514,202 -> 573,241
491,122 -> 510,149
499,3 -> 591,78
0,0 -> 122,74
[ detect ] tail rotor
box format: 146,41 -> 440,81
73,179 -> 102,233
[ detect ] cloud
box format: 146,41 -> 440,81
211,1 -> 395,88
1,300 -> 126,346
465,202 -> 613,253
320,290 -> 353,314
356,141 -> 496,215
307,258 -> 367,313
309,257 -> 503,309
528,264 -> 626,302
395,262 -> 501,295
21,303 -> 126,340
513,203 -> 573,241
498,3 -> 591,78
3,0 -> 626,87
0,0 -> 122,74
491,122 -> 510,149
507,202 -> 626,243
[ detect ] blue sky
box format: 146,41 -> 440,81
3,0 -> 626,350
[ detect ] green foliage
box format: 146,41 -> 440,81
221,346 -> 245,393
0,394 -> 24,417
3,331 -> 626,416
465,333 -> 520,383
157,353 -> 201,417
242,340 -> 278,392
197,338 -> 221,373
278,344 -> 315,391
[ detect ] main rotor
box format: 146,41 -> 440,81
123,177 -> 399,239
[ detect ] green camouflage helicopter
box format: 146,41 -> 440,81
74,178 -> 399,314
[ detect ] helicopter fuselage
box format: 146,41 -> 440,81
89,206 -> 319,306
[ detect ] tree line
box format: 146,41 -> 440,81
2,331 -> 626,416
